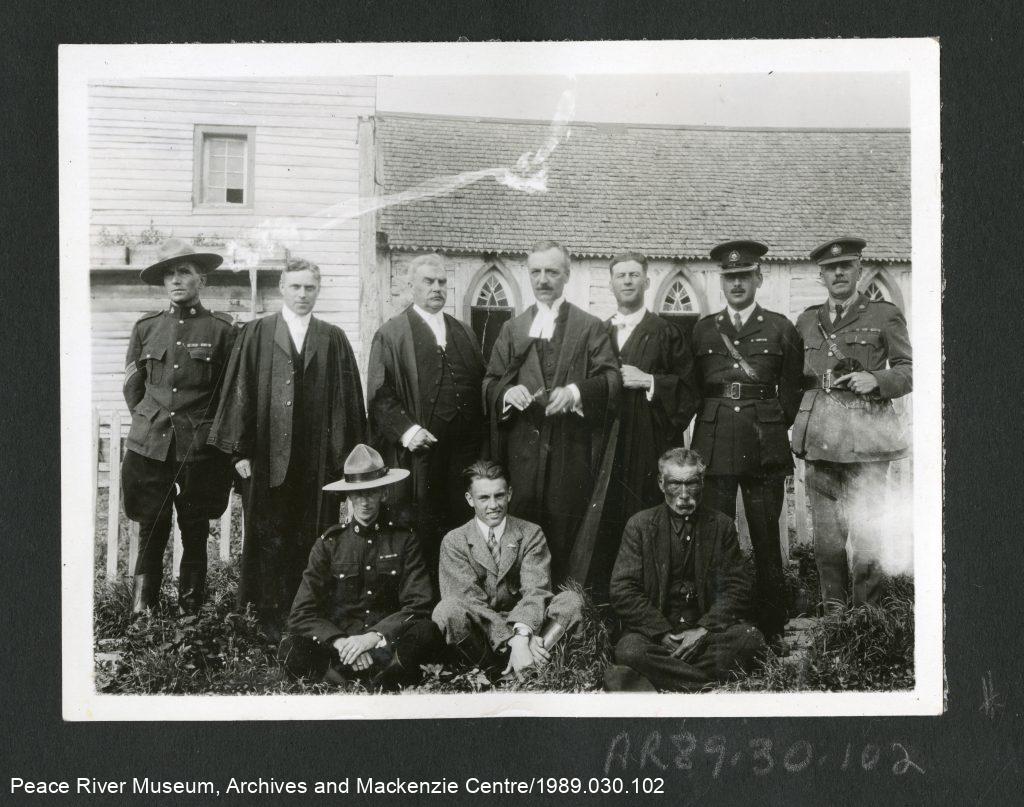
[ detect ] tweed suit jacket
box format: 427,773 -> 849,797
438,515 -> 554,645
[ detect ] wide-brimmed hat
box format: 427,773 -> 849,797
323,444 -> 410,492
139,237 -> 224,285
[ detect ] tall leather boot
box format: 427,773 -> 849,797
177,569 -> 207,616
131,574 -> 161,616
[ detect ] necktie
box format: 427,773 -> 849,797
733,312 -> 743,331
488,528 -> 501,565
834,303 -> 844,324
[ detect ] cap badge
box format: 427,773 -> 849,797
830,244 -> 842,256
728,251 -> 739,262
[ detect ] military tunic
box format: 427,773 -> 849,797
689,305 -> 803,640
121,302 -> 236,579
281,515 -> 442,684
792,294 -> 913,608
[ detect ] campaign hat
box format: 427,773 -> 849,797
322,444 -> 410,492
139,237 -> 224,285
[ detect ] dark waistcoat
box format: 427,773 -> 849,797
409,313 -> 479,428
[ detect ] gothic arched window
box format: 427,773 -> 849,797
656,271 -> 703,338
469,268 -> 516,362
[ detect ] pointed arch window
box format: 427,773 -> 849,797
860,268 -> 903,309
469,268 -> 516,362
656,271 -> 703,338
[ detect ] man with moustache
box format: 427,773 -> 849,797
367,253 -> 486,586
432,460 -> 582,678
483,240 -> 620,585
791,237 -> 912,610
121,238 -> 237,615
593,252 -> 698,597
689,240 -> 803,651
604,448 -> 764,692
209,259 -> 366,641
281,444 -> 442,690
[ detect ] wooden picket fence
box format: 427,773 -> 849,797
93,408 -> 240,580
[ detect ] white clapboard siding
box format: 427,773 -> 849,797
89,77 -> 376,418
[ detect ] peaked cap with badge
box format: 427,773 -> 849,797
792,235 -> 913,610
809,236 -> 868,266
709,239 -> 769,275
688,238 -> 804,643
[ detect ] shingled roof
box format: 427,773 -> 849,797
375,113 -> 911,262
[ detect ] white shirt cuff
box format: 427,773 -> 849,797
512,622 -> 532,637
645,375 -> 656,402
400,425 -> 421,448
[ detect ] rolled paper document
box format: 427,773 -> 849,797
540,621 -> 565,649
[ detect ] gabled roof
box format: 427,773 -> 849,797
375,113 -> 911,262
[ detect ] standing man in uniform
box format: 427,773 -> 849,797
121,237 -> 237,616
208,259 -> 366,642
281,444 -> 443,690
366,253 -> 486,588
594,252 -> 698,598
483,240 -> 620,586
689,240 -> 803,650
791,237 -> 912,610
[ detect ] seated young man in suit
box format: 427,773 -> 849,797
605,447 -> 766,692
432,460 -> 582,678
280,444 -> 443,691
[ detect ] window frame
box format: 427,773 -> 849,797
192,124 -> 256,211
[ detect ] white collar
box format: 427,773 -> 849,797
281,305 -> 312,328
535,296 -> 565,316
476,517 -> 507,542
725,301 -> 756,325
412,303 -> 445,324
611,307 -> 646,327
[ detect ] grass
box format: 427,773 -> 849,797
93,489 -> 912,695
722,574 -> 915,692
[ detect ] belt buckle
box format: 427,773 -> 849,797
727,382 -> 742,400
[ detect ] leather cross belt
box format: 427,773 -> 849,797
703,382 -> 778,400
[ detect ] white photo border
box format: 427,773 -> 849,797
59,39 -> 942,720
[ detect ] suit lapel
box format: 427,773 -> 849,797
495,519 -> 521,583
510,306 -> 543,391
466,521 -> 498,575
653,505 -> 671,602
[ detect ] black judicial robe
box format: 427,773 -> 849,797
593,311 -> 699,588
482,302 -> 620,584
208,313 -> 366,609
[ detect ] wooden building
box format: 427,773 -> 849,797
89,76 -> 378,418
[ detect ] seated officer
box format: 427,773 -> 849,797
280,444 -> 443,690
605,447 -> 765,692
432,460 -> 582,679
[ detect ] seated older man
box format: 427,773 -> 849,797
605,447 -> 765,692
432,460 -> 582,679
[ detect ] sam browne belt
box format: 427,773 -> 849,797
703,382 -> 778,400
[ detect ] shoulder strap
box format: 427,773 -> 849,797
714,321 -> 760,381
817,320 -> 849,362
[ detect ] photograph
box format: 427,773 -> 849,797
59,40 -> 942,719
